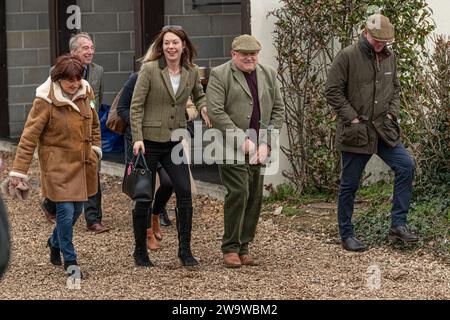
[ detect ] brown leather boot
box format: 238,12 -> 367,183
152,214 -> 162,241
223,253 -> 241,268
239,254 -> 259,266
146,228 -> 161,250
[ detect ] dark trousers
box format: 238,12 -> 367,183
153,166 -> 174,214
218,164 -> 264,255
338,140 -> 415,240
84,172 -> 102,227
134,140 -> 192,216
146,166 -> 174,229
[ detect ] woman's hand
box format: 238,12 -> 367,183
9,176 -> 22,188
133,141 -> 145,156
201,107 -> 212,128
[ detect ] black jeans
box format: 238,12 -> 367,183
134,140 -> 191,216
338,141 -> 415,240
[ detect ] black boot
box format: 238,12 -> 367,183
342,237 -> 368,252
47,238 -> 62,266
159,208 -> 172,226
176,207 -> 198,267
132,207 -> 154,267
388,225 -> 419,243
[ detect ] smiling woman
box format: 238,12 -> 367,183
129,26 -> 207,268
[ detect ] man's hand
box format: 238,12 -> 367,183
243,138 -> 256,155
386,113 -> 393,120
256,144 -> 270,164
133,141 -> 145,156
201,107 -> 212,128
351,117 -> 360,124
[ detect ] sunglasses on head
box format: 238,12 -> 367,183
162,25 -> 183,31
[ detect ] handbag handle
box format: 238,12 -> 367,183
132,149 -> 149,171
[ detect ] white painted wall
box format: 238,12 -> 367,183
250,0 -> 291,190
427,0 -> 450,36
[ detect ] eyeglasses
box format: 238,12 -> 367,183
162,25 -> 183,31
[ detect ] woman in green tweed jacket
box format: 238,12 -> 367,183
129,26 -> 207,268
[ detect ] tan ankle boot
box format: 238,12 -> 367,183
152,214 -> 162,241
146,228 -> 160,250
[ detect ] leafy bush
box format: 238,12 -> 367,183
269,0 -> 448,255
270,0 -> 437,193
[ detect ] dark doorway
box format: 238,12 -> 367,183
133,0 -> 164,70
49,0 -> 78,63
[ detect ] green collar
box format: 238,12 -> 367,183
158,56 -> 190,70
358,33 -> 391,61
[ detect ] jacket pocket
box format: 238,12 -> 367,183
382,116 -> 400,146
143,120 -> 161,127
342,123 -> 369,147
179,119 -> 187,128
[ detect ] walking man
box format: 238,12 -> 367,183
325,14 -> 418,252
207,34 -> 284,268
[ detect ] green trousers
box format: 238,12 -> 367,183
218,164 -> 264,254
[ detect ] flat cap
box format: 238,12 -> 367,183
231,34 -> 261,52
366,14 -> 395,42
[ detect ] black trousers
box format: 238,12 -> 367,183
134,140 -> 191,216
84,172 -> 102,226
153,165 -> 174,214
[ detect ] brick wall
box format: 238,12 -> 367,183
78,0 -> 135,106
4,0 -> 242,138
165,0 -> 242,69
6,0 -> 50,138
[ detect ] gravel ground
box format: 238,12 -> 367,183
0,151 -> 449,300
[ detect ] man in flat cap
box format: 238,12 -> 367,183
207,34 -> 284,268
325,14 -> 418,252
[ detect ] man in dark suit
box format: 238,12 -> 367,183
41,33 -> 109,234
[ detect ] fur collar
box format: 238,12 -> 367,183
35,77 -> 94,113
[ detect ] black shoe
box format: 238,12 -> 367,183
159,209 -> 172,227
133,251 -> 154,267
47,238 -> 62,266
176,207 -> 199,267
388,225 -> 419,243
178,249 -> 199,267
342,237 -> 368,252
64,260 -> 83,279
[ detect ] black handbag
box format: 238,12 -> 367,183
122,150 -> 153,202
